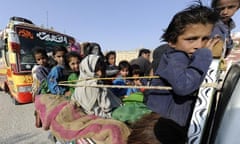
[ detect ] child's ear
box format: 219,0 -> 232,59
168,42 -> 176,48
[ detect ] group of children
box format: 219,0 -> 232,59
31,46 -> 81,100
32,0 -> 240,143
31,42 -> 145,100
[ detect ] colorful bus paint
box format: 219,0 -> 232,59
0,16 -> 75,104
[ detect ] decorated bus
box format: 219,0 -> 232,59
0,16 -> 75,104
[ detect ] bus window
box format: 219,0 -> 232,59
19,46 -> 35,71
15,26 -> 74,72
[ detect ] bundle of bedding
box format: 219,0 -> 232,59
34,94 -> 130,144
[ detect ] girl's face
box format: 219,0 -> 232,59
108,54 -> 116,65
216,0 -> 239,23
133,74 -> 141,86
35,53 -> 48,66
54,51 -> 65,65
142,53 -> 150,61
68,57 -> 80,72
120,68 -> 129,77
169,23 -> 213,56
96,70 -> 102,77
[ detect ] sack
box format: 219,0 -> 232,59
212,40 -> 224,58
112,92 -> 152,123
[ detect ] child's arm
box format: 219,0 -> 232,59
159,48 -> 212,96
36,66 -> 49,82
47,66 -> 66,95
112,78 -> 128,98
67,73 -> 79,95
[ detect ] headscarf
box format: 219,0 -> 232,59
71,54 -> 122,118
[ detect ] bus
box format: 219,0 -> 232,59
0,16 -> 75,104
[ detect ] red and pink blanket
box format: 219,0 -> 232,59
34,94 -> 130,144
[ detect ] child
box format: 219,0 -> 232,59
130,48 -> 151,76
71,54 -> 122,118
47,46 -> 69,96
211,0 -> 240,57
145,3 -> 220,128
31,46 -> 50,100
105,50 -> 119,77
111,60 -> 131,98
82,42 -> 104,58
104,51 -> 119,85
105,51 -> 117,66
111,64 -> 150,124
126,64 -> 143,96
111,64 -> 151,124
31,46 -> 51,128
64,51 -> 82,96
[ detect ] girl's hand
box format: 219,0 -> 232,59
64,91 -> 72,97
134,79 -> 142,86
205,37 -> 221,51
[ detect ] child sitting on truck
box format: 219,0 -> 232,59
145,2 -> 220,129
31,46 -> 50,101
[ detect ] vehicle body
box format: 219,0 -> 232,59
188,47 -> 240,144
0,16 -> 75,104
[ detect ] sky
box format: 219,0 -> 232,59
1,0 -> 240,52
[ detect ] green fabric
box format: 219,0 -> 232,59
67,73 -> 78,95
112,92 -> 152,123
40,79 -> 50,94
122,92 -> 144,103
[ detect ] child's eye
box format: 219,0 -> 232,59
187,38 -> 195,41
227,5 -> 238,9
216,5 -> 238,11
185,37 -> 197,42
202,37 -> 210,41
216,7 -> 224,11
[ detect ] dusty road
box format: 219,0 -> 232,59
0,91 -> 52,144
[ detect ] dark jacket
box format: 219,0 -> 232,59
146,47 -> 212,127
47,65 -> 68,95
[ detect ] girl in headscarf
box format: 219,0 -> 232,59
71,54 -> 122,118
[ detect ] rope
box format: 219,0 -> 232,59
58,82 -> 219,90
59,83 -> 172,90
59,76 -> 160,84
